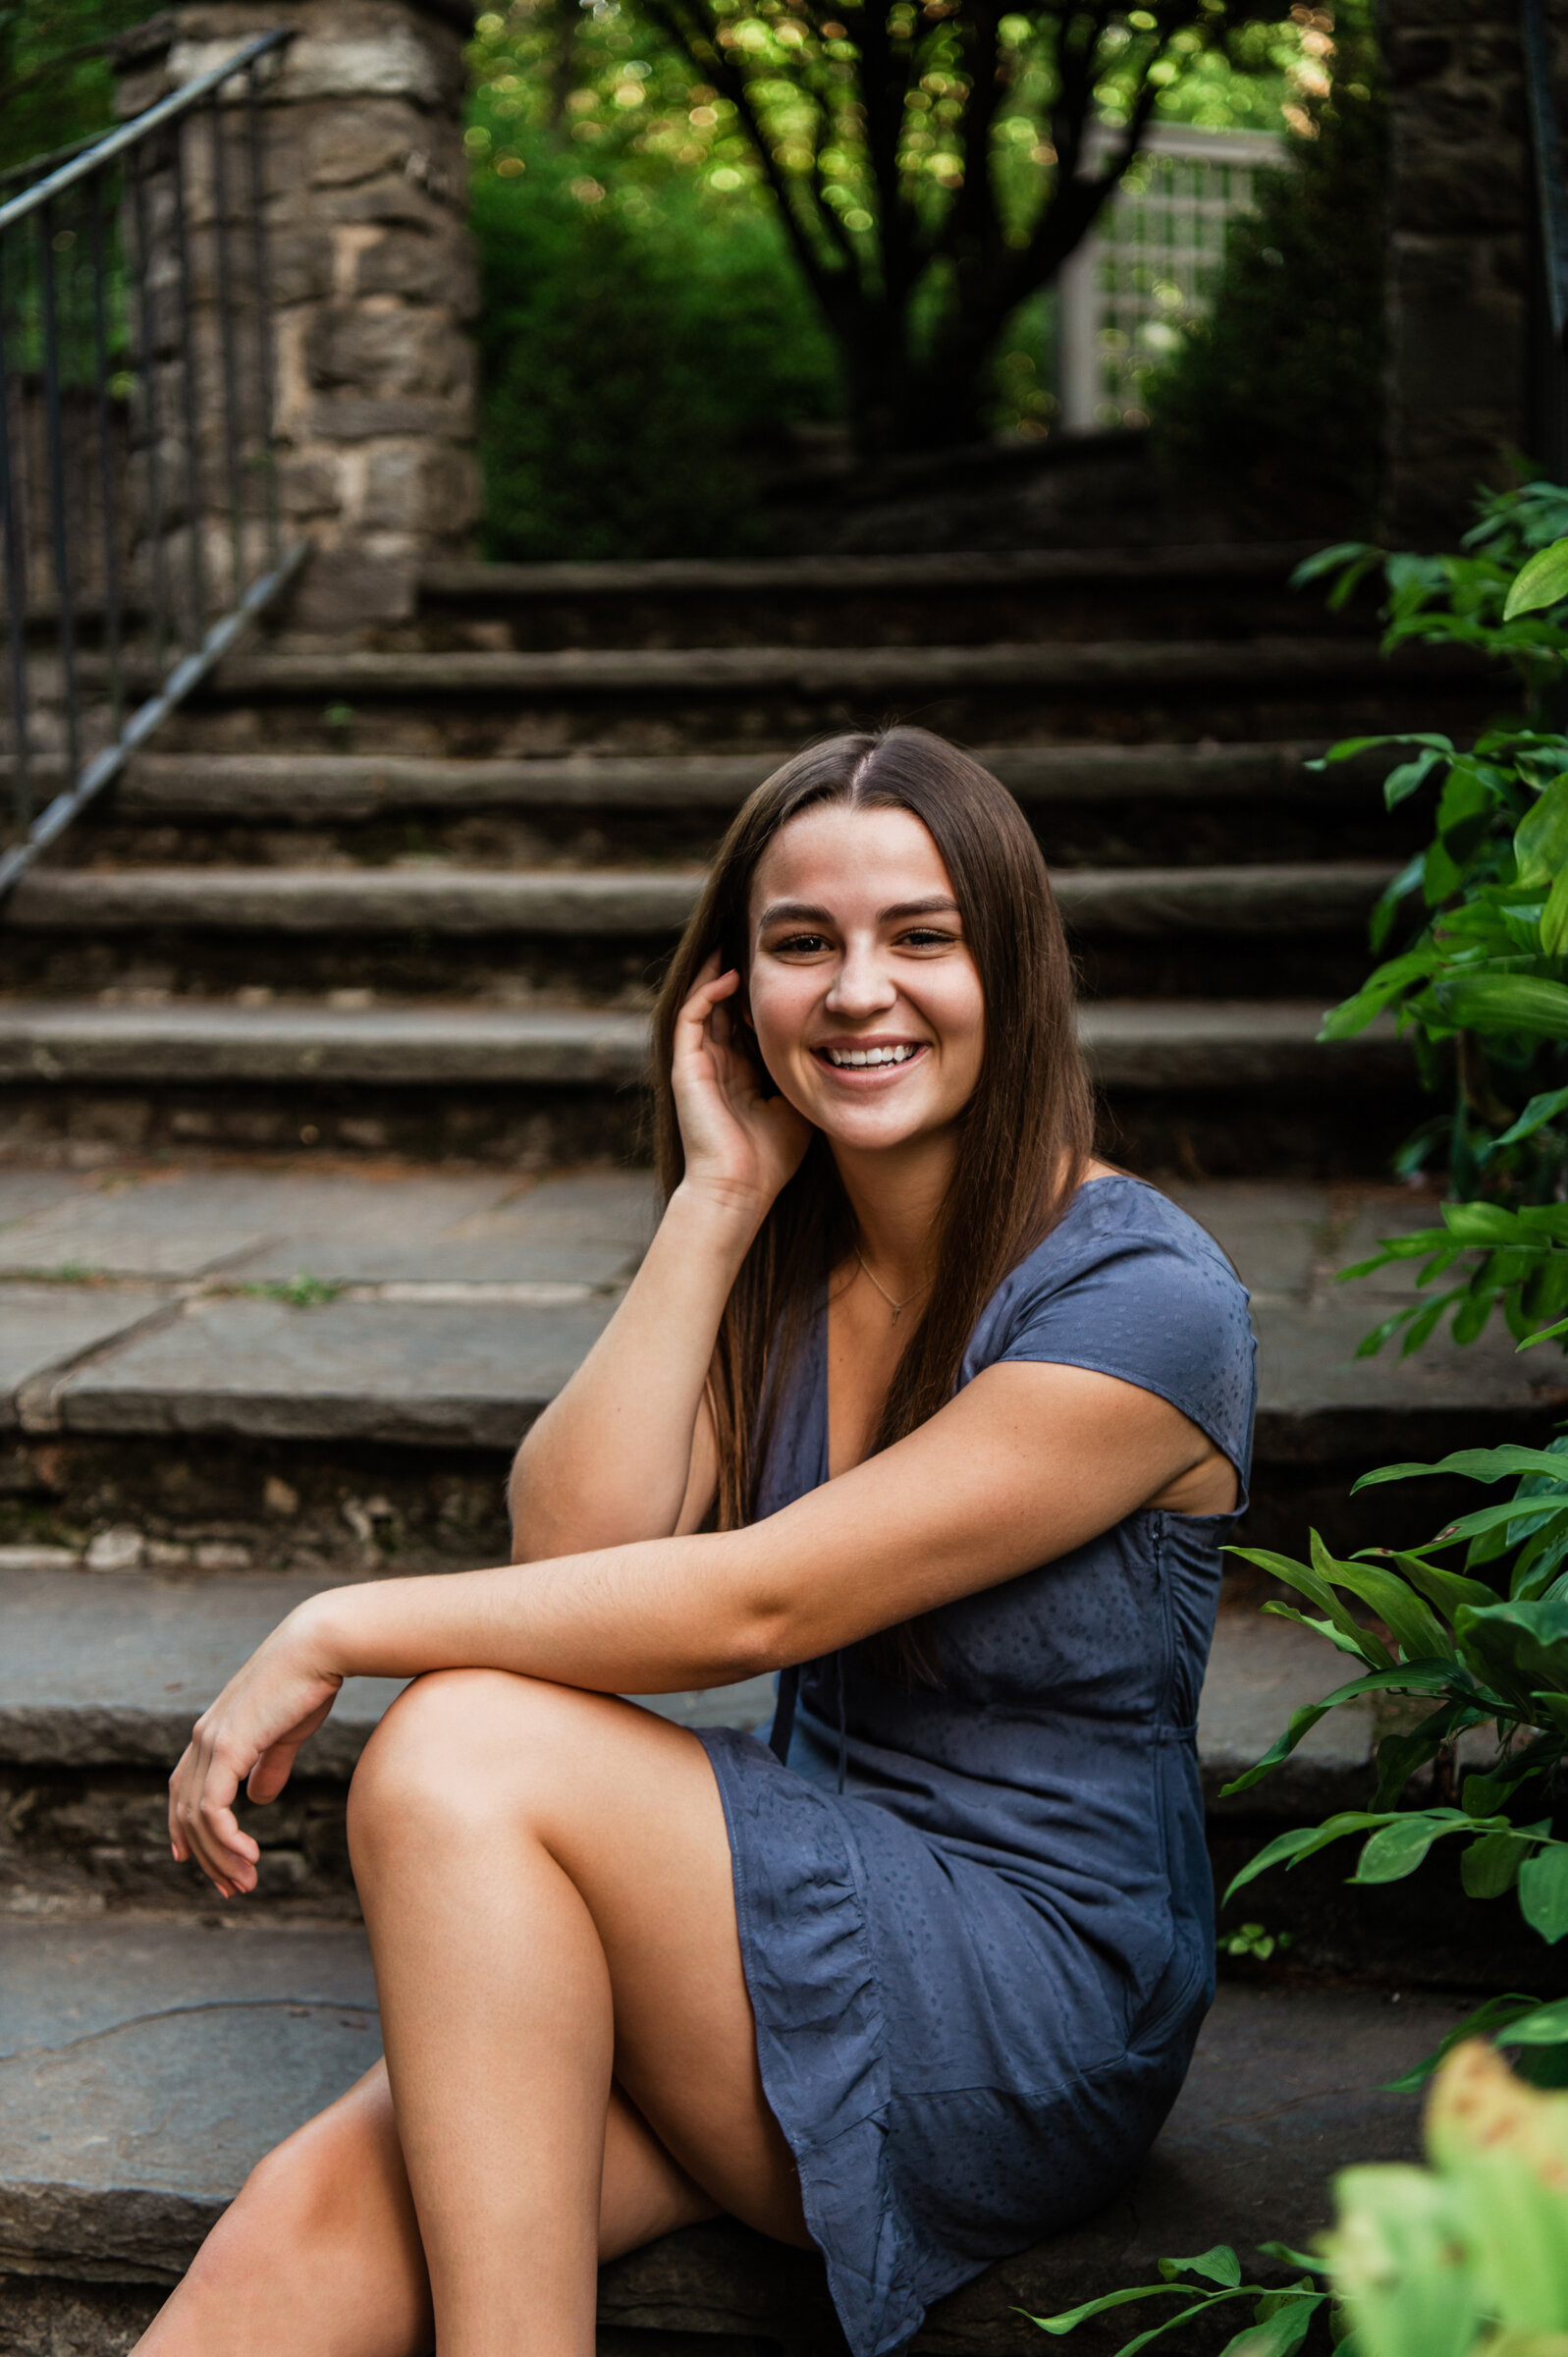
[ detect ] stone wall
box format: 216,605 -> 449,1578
116,1 -> 480,641
1380,0 -> 1567,545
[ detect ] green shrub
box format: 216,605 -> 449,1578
473,136 -> 839,560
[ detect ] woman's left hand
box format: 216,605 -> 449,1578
168,1601 -> 344,1897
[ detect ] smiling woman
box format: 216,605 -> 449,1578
140,728 -> 1256,2357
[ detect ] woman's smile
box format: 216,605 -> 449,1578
812,1036 -> 930,1077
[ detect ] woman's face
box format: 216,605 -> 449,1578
745,801 -> 986,1156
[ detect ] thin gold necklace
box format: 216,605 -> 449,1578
854,1249 -> 933,1328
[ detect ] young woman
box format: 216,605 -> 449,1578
141,727 -> 1255,2357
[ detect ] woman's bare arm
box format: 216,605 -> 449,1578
509,1182 -> 748,1559
507,959 -> 811,1561
171,1359 -> 1226,1891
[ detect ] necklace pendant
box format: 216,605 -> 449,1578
891,1305 -> 901,1326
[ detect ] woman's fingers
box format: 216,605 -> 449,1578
676,964 -> 740,1038
169,1734 -> 261,1895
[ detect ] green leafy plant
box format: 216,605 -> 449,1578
1030,2033 -> 1568,2357
237,1273 -> 344,1310
1219,1920 -> 1293,1961
1325,2038 -> 1568,2356
1026,2238 -> 1329,2356
1292,493 -> 1568,1351
1219,1442 -> 1568,2075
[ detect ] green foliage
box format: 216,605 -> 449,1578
1297,492 -> 1568,1352
1032,2044 -> 1568,2357
1026,2242 -> 1329,2355
469,0 -> 1342,460
1221,1444 -> 1568,2078
1325,2042 -> 1568,2356
1219,1919 -> 1293,1959
0,1 -> 146,182
1146,18 -> 1383,525
237,1273 -> 345,1309
473,135 -> 838,557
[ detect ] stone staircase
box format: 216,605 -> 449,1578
0,544 -> 1545,2351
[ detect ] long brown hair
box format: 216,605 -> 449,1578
651,726 -> 1094,1683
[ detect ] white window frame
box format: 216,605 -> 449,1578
1057,121 -> 1286,434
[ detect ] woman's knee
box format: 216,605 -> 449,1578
348,1668 -> 594,1857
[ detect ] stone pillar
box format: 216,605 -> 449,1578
1380,0 -> 1533,545
116,0 -> 480,641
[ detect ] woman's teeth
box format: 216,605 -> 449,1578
822,1044 -> 919,1068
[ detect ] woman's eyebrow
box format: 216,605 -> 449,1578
880,896 -> 960,922
756,900 -> 834,928
755,894 -> 961,930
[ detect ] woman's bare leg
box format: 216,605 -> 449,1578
133,2060 -> 718,2357
133,1674 -> 806,2357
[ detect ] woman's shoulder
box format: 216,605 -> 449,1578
963,1173 -> 1255,1390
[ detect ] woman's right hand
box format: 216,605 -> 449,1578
672,953 -> 812,1218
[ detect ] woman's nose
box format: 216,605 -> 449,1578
827,940 -> 897,1016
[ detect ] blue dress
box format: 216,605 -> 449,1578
695,1175 -> 1257,2357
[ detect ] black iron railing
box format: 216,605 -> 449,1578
0,29 -> 306,897
1522,0 -> 1568,482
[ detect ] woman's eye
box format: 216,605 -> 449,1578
899,928 -> 956,949
769,932 -> 831,955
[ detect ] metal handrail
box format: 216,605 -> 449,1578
0,32 -> 292,233
0,27 -> 306,899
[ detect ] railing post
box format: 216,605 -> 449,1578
113,2 -> 480,643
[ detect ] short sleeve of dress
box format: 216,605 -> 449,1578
959,1177 -> 1257,1490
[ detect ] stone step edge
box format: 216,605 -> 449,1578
0,1565 -> 1375,1818
115,635 -> 1456,700
112,741 -> 1388,818
0,1001 -> 1405,1089
417,541 -> 1326,599
7,863 -> 1401,938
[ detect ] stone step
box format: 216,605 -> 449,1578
0,1911 -> 1463,2354
0,1173 -> 1561,1582
0,1561 -> 1369,1788
113,740 -> 1374,820
0,998 -> 1404,1088
5,861 -> 1399,940
412,541 -> 1337,649
142,636 -> 1487,759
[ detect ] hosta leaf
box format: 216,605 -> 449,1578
1519,1842 -> 1568,1942
1159,2248 -> 1242,2289
1220,2299 -> 1321,2357
1351,1813 -> 1467,1883
1222,1545 -> 1394,1669
1400,1288 -> 1466,1353
1319,949 -> 1441,1041
1433,974 -> 1568,1037
1451,1288 -> 1496,1344
1223,1813 -> 1400,1902
1499,1993 -> 1568,2046
1542,865 -> 1568,956
1440,1201 -> 1535,1245
1354,1447 -> 1568,1489
1217,1662 -> 1455,1799
1515,769 -> 1568,883
1416,1498 -> 1568,1549
1384,1552 -> 1497,1618
1454,1596 -> 1568,1707
1460,1828 -> 1525,1897
1259,1601 -> 1373,1659
1504,538 -> 1568,620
